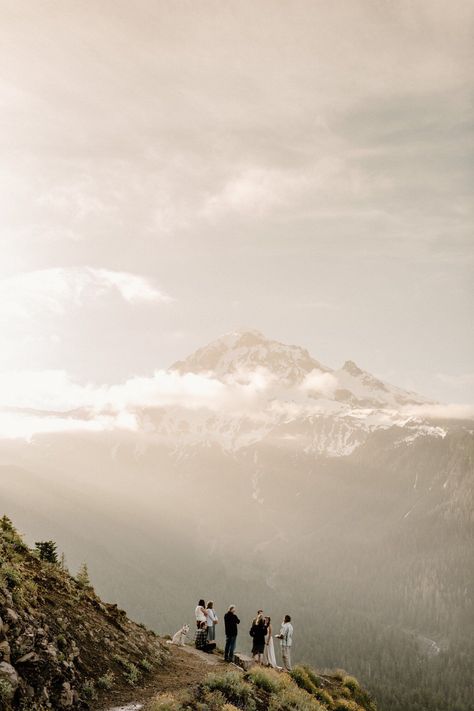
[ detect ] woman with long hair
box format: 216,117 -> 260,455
263,616 -> 278,668
206,600 -> 218,641
195,598 -> 207,628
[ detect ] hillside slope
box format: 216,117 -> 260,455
0,516 -> 167,709
0,517 -> 375,711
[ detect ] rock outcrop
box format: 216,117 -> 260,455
0,516 -> 168,710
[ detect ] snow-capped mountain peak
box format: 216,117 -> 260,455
172,330 -> 432,407
164,329 -> 443,456
171,329 -> 330,383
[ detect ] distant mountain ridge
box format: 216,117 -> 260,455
160,329 -> 442,456
172,329 -> 433,405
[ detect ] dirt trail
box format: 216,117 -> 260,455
102,643 -> 225,711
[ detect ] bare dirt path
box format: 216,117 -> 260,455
101,643 -> 226,711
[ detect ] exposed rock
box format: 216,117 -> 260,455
4,609 -> 19,626
16,651 -> 40,664
0,661 -> 19,701
59,681 -> 74,707
232,652 -> 255,671
0,638 -> 11,663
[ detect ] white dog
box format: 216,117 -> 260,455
167,624 -> 190,646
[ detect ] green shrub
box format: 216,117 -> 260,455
148,693 -> 182,711
23,578 -> 38,598
269,684 -> 324,711
0,678 -> 13,701
290,666 -> 318,695
139,657 -> 153,672
112,653 -> 127,666
112,654 -> 141,685
203,670 -> 256,710
247,666 -> 281,694
97,671 -> 115,690
201,689 -> 228,709
342,676 -> 359,693
0,563 -> 22,589
301,667 -> 323,689
333,700 -> 360,711
313,688 -> 333,707
124,662 -> 141,686
82,679 -> 97,701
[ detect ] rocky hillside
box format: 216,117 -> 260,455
0,516 -> 167,709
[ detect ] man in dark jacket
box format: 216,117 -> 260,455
224,604 -> 240,662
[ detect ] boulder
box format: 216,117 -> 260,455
233,652 -> 255,671
4,609 -> 19,626
59,681 -> 74,708
16,651 -> 40,664
13,629 -> 35,656
45,643 -> 58,660
0,639 -> 11,663
0,661 -> 19,702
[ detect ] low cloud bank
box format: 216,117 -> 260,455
402,403 -> 474,421
0,366 -> 472,440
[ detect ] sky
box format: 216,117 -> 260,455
0,0 -> 472,410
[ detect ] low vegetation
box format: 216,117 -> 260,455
145,664 -> 376,711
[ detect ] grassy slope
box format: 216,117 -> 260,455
143,662 -> 377,711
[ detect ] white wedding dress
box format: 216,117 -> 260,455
263,629 -> 278,668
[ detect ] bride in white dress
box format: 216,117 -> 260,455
263,616 -> 278,668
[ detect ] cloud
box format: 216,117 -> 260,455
0,364 -> 283,439
0,367 -> 268,417
199,157 -> 375,222
402,403 -> 474,420
301,370 -> 339,396
0,363 -> 472,441
0,267 -> 172,320
200,167 -> 303,219
0,409 -> 136,442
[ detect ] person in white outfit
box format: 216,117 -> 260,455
276,614 -> 293,671
263,616 -> 278,668
195,598 -> 207,628
206,601 -> 218,641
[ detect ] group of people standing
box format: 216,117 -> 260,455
194,599 -> 293,671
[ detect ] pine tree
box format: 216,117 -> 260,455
35,540 -> 58,564
60,552 -> 69,573
76,562 -> 92,589
0,515 -> 14,531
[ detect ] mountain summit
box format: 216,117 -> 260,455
172,329 -> 330,383
171,329 -> 431,409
